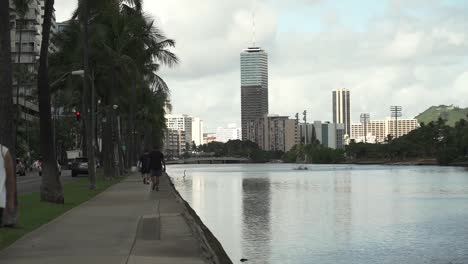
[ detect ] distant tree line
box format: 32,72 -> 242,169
283,140 -> 345,164
193,117 -> 468,166
197,140 -> 284,163
346,117 -> 468,165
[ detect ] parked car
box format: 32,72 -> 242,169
71,157 -> 89,177
16,159 -> 26,176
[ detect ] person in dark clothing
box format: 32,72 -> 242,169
138,150 -> 150,184
148,146 -> 166,191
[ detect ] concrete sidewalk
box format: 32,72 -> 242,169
0,174 -> 207,264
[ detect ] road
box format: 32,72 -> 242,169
16,170 -> 81,195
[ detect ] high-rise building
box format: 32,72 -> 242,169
191,117 -> 204,146
165,114 -> 205,146
351,120 -> 386,143
332,88 -> 351,136
163,129 -> 186,157
247,114 -> 299,152
350,118 -> 419,143
313,121 -> 345,150
241,47 -> 268,140
216,124 -> 241,143
9,0 -> 57,121
166,114 -> 192,143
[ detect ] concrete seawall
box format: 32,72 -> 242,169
166,173 -> 233,264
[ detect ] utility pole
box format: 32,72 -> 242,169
303,110 -> 307,144
390,106 -> 402,139
360,113 -> 370,143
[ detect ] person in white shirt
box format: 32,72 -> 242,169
0,144 -> 15,227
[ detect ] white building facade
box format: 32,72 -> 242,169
216,124 -> 241,143
191,117 -> 204,146
351,118 -> 419,143
166,114 -> 204,146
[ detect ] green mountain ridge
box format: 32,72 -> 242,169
415,105 -> 468,126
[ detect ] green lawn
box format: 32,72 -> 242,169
0,175 -> 124,250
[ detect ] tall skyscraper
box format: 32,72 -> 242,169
240,47 -> 268,140
332,88 -> 351,136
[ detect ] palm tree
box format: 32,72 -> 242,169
38,0 -> 63,203
80,0 -> 97,189
71,0 -> 144,183
0,0 -> 18,224
51,0 -> 177,180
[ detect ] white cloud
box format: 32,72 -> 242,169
54,0 -> 468,131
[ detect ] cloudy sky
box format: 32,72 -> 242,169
55,0 -> 468,132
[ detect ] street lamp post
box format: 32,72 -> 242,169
50,70 -> 84,164
303,110 -> 307,145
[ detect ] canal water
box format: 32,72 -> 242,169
168,164 -> 468,264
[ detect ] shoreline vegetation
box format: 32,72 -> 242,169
194,117 -> 468,167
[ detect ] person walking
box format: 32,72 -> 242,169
138,150 -> 150,185
148,146 -> 166,191
0,144 -> 16,227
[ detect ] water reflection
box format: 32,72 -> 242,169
169,164 -> 468,264
333,171 -> 352,246
241,177 -> 271,263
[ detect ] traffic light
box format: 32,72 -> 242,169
75,111 -> 81,121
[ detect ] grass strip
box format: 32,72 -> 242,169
0,175 -> 124,250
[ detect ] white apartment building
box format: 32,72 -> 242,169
351,118 -> 419,143
191,117 -> 204,146
386,118 -> 420,139
351,120 -> 386,143
216,124 -> 241,143
166,114 -> 192,143
165,114 -> 204,146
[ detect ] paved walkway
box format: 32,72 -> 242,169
0,174 -> 207,264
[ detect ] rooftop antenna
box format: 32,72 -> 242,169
251,0 -> 256,47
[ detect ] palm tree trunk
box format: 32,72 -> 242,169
15,19 -> 23,152
82,0 -> 96,189
38,0 -> 63,204
0,0 -> 18,223
103,106 -> 114,179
